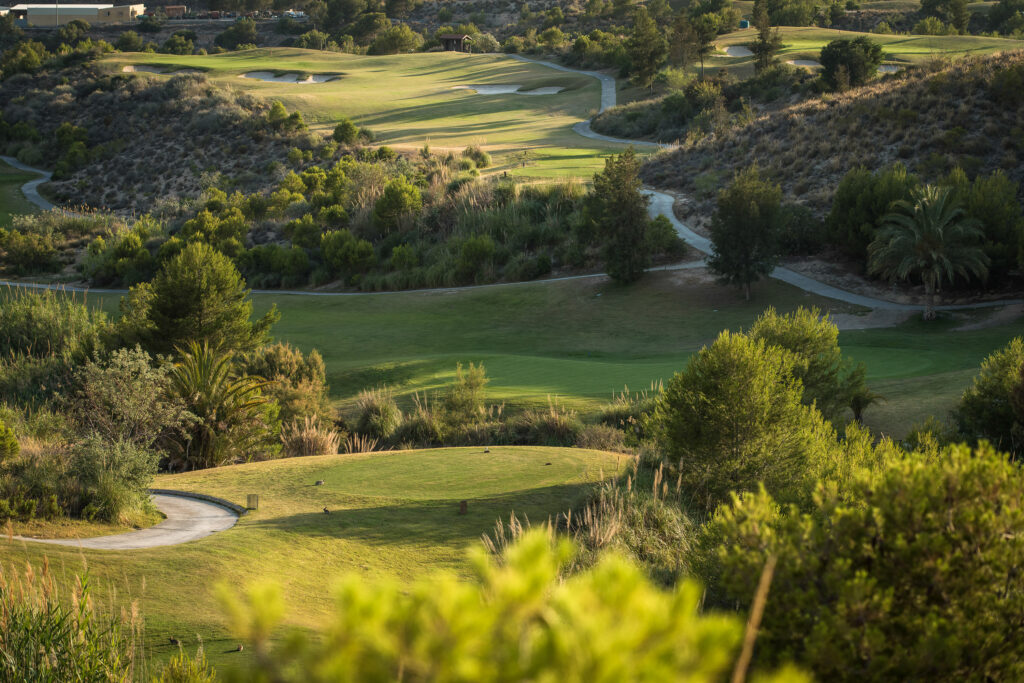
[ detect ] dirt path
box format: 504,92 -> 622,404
9,493 -> 238,550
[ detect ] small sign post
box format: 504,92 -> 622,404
247,494 -> 259,510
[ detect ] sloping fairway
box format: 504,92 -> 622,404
0,446 -> 624,668
711,27 -> 1024,75
101,49 -> 633,179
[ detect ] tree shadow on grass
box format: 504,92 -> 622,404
244,482 -> 594,546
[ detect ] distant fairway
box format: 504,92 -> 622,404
710,27 -> 1024,74
0,446 -> 623,668
101,49 -> 634,180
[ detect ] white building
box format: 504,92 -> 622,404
11,3 -> 145,26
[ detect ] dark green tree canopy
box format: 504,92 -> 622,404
707,166 -> 781,299
119,241 -> 278,355
590,147 -> 651,284
819,37 -> 884,90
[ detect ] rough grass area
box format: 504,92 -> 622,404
101,49 -> 635,180
642,50 -> 1024,220
0,446 -> 623,669
0,161 -> 38,227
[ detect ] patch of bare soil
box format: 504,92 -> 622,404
831,309 -> 914,330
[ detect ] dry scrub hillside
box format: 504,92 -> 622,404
0,66 -> 317,214
641,51 -> 1024,223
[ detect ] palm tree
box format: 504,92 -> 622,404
868,185 -> 989,320
165,341 -> 276,471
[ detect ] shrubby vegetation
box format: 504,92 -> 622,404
11,145 -> 682,292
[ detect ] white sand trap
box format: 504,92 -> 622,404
787,59 -> 822,68
122,65 -> 201,75
878,64 -> 901,73
452,84 -> 564,95
240,71 -> 339,83
724,45 -> 753,57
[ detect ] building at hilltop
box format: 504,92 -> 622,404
10,3 -> 145,26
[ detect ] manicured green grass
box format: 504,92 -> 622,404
0,446 -> 624,669
0,160 -> 39,227
712,26 -> 1024,74
101,49 -> 635,180
73,268 -> 1024,435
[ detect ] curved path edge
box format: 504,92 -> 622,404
7,490 -> 240,550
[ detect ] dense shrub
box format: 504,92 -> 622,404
825,164 -> 916,260
280,415 -> 342,457
218,530 -> 804,682
240,342 -> 331,424
954,337 -> 1024,456
0,565 -> 140,681
819,37 -> 884,91
703,443 -> 1024,681
355,386 -> 402,440
67,436 -> 159,523
654,330 -> 831,512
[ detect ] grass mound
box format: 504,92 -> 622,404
0,446 -> 623,667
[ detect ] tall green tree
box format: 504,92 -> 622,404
626,7 -> 668,89
590,148 -> 651,284
868,185 -> 989,320
954,337 -> 1024,457
749,4 -> 783,72
707,166 -> 781,300
118,241 -> 278,355
692,14 -> 718,79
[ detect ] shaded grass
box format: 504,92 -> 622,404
0,446 -> 624,670
0,161 -> 39,227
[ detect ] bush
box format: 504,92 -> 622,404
241,342 -> 331,424
0,417 -> 17,465
355,386 -> 402,440
510,399 -> 582,446
818,37 -> 884,90
0,564 -> 140,681
332,117 -> 359,144
0,229 -> 59,275
703,443 -> 1024,681
280,416 -> 342,457
954,337 -> 1024,456
218,530 -> 804,682
70,346 -> 187,450
654,331 -> 832,512
373,176 -> 422,235
442,362 -> 488,426
215,18 -> 258,50
462,144 -> 491,169
575,423 -> 627,452
68,436 -> 159,523
825,164 -> 916,260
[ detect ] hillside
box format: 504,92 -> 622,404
640,50 -> 1024,221
0,63 -> 316,213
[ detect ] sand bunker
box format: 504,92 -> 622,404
240,71 -> 340,83
122,65 -> 201,75
452,84 -> 564,95
787,59 -> 822,68
878,64 -> 901,74
724,45 -> 753,57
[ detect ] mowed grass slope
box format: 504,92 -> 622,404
101,49 -> 633,179
0,446 -> 624,668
